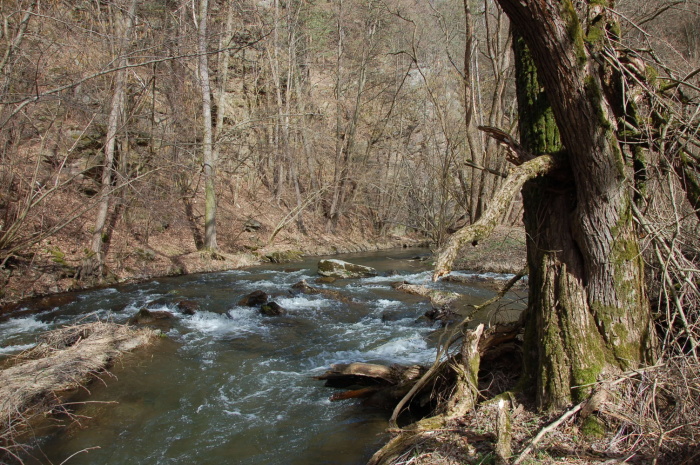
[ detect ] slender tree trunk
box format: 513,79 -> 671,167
197,0 -> 217,252
88,0 -> 136,278
462,0 -> 481,223
496,0 -> 657,410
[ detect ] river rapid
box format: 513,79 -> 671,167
0,249 -> 525,465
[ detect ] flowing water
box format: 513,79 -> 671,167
0,249 -> 526,465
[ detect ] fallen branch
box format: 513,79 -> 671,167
434,155 -> 558,281
471,265 -> 528,312
512,402 -> 583,465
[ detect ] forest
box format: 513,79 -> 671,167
0,0 -> 699,464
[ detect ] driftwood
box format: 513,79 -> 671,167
391,282 -> 461,308
443,324 -> 483,419
314,362 -> 428,409
0,322 -> 155,458
291,280 -> 353,303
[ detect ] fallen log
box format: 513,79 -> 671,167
315,362 -> 397,387
315,362 -> 429,409
391,282 -> 461,308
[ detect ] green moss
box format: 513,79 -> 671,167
645,65 -> 658,86
586,24 -> 604,46
581,415 -> 606,437
571,364 -> 601,401
561,0 -> 587,67
513,34 -> 562,155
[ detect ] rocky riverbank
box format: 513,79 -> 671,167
1,225 -> 525,316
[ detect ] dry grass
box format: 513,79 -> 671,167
381,359 -> 700,465
596,359 -> 700,463
0,322 -> 155,462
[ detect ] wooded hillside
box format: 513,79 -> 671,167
0,0 -> 698,313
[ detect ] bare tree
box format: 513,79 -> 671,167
86,0 -> 138,278
197,0 -> 218,254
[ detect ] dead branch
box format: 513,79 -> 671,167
471,265 -> 528,312
512,402 -> 584,464
434,154 -> 558,281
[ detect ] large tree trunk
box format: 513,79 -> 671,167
495,0 -> 657,410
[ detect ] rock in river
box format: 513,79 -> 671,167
317,259 -> 377,279
128,308 -> 175,325
238,290 -> 268,307
260,301 -> 286,316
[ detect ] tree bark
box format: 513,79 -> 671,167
494,0 -> 657,409
88,0 -> 137,278
197,0 -> 218,252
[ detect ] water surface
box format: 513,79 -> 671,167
0,249 -> 525,464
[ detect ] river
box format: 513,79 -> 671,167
0,249 -> 525,465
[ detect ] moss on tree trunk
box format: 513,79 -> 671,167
504,2 -> 657,410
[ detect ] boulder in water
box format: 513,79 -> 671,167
266,250 -> 303,264
238,290 -> 269,307
128,308 -> 175,325
317,259 -> 377,279
260,301 -> 286,316
175,299 -> 199,315
315,276 -> 337,284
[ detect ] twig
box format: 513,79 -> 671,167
59,446 -> 100,465
513,403 -> 583,465
472,265 -> 528,311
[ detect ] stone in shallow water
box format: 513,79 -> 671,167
260,301 -> 286,316
317,259 -> 377,278
237,290 -> 268,307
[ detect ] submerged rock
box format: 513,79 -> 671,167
144,298 -> 170,309
423,306 -> 458,325
260,301 -> 286,316
314,276 -> 337,284
291,280 -> 352,303
317,259 -> 377,279
238,290 -> 268,307
391,282 -> 460,308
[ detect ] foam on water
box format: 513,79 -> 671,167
0,315 -> 50,335
374,298 -> 401,308
180,308 -> 267,342
274,295 -> 337,313
0,342 -> 35,354
450,270 -> 516,281
360,271 -> 432,285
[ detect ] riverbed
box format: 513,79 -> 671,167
0,249 -> 525,465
